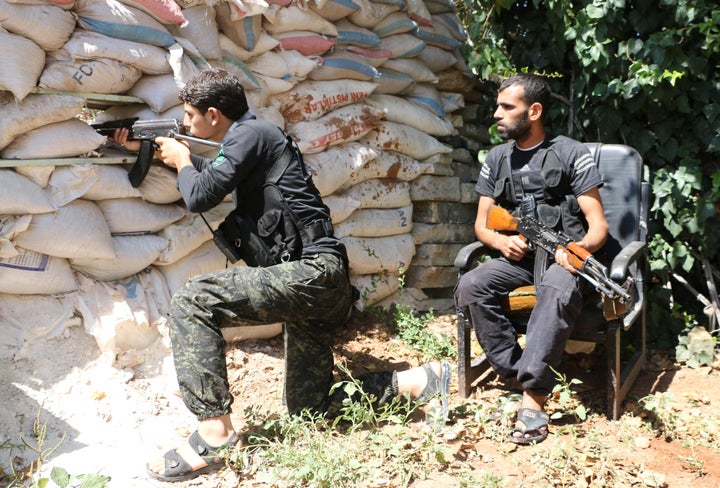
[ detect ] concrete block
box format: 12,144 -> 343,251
409,175 -> 461,202
412,222 -> 475,244
413,201 -> 477,224
413,243 -> 468,267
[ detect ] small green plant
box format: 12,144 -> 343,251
227,366 -> 449,487
392,304 -> 456,361
5,408 -> 110,488
675,324 -> 716,368
549,367 -> 587,421
638,392 -> 679,439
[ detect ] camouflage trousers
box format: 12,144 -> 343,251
169,253 -> 354,419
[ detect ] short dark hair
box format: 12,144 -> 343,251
499,73 -> 551,114
179,68 -> 249,120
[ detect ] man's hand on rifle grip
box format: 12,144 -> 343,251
155,136 -> 192,171
499,233 -> 530,262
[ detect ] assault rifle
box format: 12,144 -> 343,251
487,205 -> 633,313
92,118 -> 222,187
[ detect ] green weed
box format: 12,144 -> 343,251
392,304 -> 456,361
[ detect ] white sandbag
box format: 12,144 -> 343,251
70,234 -> 169,281
440,90 -> 465,113
171,5 -> 222,59
225,0 -> 268,18
381,58 -> 438,83
416,44 -> 457,73
155,214 -> 213,265
118,0 -> 188,26
405,0 -> 432,27
0,93 -> 85,151
361,121 -> 452,161
136,165 -> 183,204
212,54 -> 262,92
14,199 -> 116,260
63,29 -> 172,75
288,103 -> 384,154
372,69 -> 415,95
39,56 -> 143,95
128,74 -> 181,113
167,38 -> 207,87
0,119 -> 107,160
97,198 -> 187,235
335,178 -> 411,209
156,239 -> 232,295
13,166 -> 54,189
75,268 -> 170,354
348,0 -> 400,28
5,0 -> 73,9
245,51 -> 291,79
263,4 -> 338,36
0,170 -> 55,214
81,165 -> 142,201
309,0 -> 359,22
0,293 -> 76,353
378,33 -> 426,58
0,214 -> 30,259
335,18 -> 380,46
219,32 -> 252,61
343,234 -> 415,275
270,79 -> 377,123
412,23 -> 462,50
277,50 -> 320,81
255,105 -> 286,130
303,142 -> 378,196
0,248 -> 77,294
372,11 -> 417,37
215,2 -> 261,50
365,94 -> 455,136
0,27 -> 45,101
322,193 -> 362,224
344,149 -> 433,187
46,164 -> 99,208
0,0 -> 75,50
432,12 -> 467,41
334,204 -> 413,238
308,53 -> 378,81
343,46 -> 392,67
253,75 -> 296,106
350,271 -> 400,311
75,0 -> 176,47
402,83 -> 445,116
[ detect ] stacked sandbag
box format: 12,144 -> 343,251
0,0 -> 481,358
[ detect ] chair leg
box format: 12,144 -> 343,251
606,317 -> 647,420
457,310 -> 492,398
457,310 -> 474,398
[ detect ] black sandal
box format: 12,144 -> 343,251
148,430 -> 240,482
414,362 -> 451,429
508,408 -> 549,445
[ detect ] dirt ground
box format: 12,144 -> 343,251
2,309 -> 719,487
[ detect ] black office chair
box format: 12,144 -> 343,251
454,143 -> 649,420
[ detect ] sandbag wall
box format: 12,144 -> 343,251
0,0 -> 486,357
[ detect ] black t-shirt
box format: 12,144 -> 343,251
177,115 -> 346,260
476,135 -> 603,207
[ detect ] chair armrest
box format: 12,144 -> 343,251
454,241 -> 490,272
609,241 -> 646,281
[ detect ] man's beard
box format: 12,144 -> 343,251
498,111 -> 531,141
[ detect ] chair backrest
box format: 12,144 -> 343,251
585,143 -> 648,260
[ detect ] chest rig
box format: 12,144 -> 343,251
492,143 -> 590,285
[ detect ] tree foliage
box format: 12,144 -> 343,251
458,0 -> 720,344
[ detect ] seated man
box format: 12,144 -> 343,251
454,73 -> 608,444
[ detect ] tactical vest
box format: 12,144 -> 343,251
256,135 -> 335,265
217,136 -> 335,267
492,143 -> 588,241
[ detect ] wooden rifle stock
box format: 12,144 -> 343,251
486,205 -> 632,307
